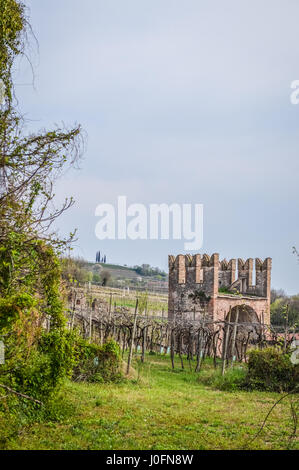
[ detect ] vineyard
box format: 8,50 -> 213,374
67,286 -> 298,377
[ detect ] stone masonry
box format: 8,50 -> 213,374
168,253 -> 272,325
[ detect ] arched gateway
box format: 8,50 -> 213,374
168,253 -> 271,326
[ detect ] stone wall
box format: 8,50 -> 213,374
168,253 -> 272,325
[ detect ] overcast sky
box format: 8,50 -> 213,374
16,0 -> 299,293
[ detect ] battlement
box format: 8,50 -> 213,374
168,253 -> 271,299
168,252 -> 272,324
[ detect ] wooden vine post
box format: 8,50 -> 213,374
222,307 -> 231,376
195,310 -> 206,372
230,306 -> 239,368
109,293 -> 112,321
126,298 -> 139,375
89,308 -> 93,342
141,302 -> 148,363
99,316 -> 103,345
284,303 -> 289,353
170,327 -> 175,369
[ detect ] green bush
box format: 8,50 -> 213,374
1,329 -> 78,402
72,338 -> 121,383
1,328 -> 121,407
245,347 -> 299,392
0,334 -> 121,449
38,329 -> 79,389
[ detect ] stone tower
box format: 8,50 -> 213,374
168,253 -> 272,325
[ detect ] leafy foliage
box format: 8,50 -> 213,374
100,269 -> 111,286
133,264 -> 167,278
0,1 -> 89,411
0,0 -> 25,100
137,291 -> 148,314
188,289 -> 211,305
72,338 -> 121,383
60,256 -> 92,285
270,293 -> 299,328
245,348 -> 299,392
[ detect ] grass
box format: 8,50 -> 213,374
113,297 -> 167,313
3,354 -> 298,450
93,286 -> 168,313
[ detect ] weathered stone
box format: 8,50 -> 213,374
168,253 -> 272,325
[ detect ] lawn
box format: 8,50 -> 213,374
5,354 -> 298,450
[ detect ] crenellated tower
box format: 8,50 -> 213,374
168,253 -> 272,324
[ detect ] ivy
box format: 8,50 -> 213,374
0,1 -> 81,406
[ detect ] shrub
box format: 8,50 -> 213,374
72,338 -> 121,383
1,329 -> 79,403
245,347 -> 299,392
36,329 -> 79,394
1,328 -> 122,405
0,333 -> 121,449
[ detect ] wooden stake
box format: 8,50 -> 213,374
230,307 -> 239,368
99,318 -> 103,346
126,298 -> 138,375
195,310 -> 206,372
141,327 -> 146,363
222,307 -> 231,376
109,293 -> 112,321
178,332 -> 184,369
170,328 -> 175,369
284,304 -> 289,353
89,309 -> 93,342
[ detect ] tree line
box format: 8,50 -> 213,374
133,263 -> 167,278
270,289 -> 299,328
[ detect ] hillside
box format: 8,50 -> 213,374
91,263 -> 139,280
81,261 -> 168,292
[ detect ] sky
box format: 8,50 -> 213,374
15,0 -> 299,294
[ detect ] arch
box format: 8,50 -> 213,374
225,304 -> 262,340
227,304 -> 259,322
224,304 -> 262,360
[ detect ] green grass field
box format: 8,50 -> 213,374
89,285 -> 168,314
5,354 -> 298,450
112,296 -> 167,313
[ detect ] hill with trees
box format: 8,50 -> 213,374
60,257 -> 168,289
